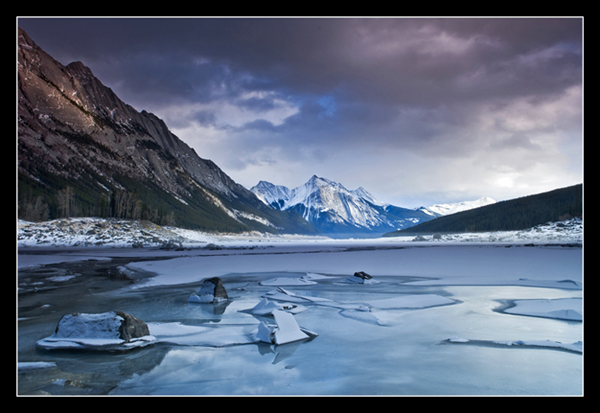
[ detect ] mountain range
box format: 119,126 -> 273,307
17,28 -> 314,235
18,28 -> 579,239
250,176 -> 495,237
385,184 -> 582,236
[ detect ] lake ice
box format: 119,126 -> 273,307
17,239 -> 583,395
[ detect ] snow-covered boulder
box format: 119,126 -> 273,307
188,277 -> 229,303
36,311 -> 156,351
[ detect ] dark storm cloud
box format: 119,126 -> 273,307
18,17 -> 582,111
17,17 -> 583,206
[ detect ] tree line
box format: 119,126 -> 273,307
385,184 -> 582,236
19,185 -> 176,226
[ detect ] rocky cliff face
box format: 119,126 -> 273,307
17,28 -> 314,234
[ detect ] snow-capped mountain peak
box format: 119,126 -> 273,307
250,176 -> 434,236
251,181 -> 292,209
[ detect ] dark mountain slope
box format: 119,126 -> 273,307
17,28 -> 315,234
383,184 -> 582,237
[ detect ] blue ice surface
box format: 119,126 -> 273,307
18,242 -> 582,395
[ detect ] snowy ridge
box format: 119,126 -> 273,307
419,197 -> 497,217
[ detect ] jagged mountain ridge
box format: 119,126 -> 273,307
251,175 -> 435,237
17,28 -> 315,234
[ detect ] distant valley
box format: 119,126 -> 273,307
17,28 -> 582,240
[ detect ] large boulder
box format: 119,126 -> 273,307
37,311 -> 155,351
115,311 -> 151,341
353,271 -> 372,280
188,277 -> 229,303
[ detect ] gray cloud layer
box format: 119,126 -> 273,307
18,17 -> 583,207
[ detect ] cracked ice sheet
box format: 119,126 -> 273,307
124,245 -> 582,290
264,287 -> 457,326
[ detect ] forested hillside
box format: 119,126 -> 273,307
383,184 -> 582,236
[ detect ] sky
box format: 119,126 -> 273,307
17,17 -> 583,208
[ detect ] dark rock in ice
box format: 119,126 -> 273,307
353,271 -> 373,280
115,311 -> 151,341
343,271 -> 376,284
188,277 -> 229,303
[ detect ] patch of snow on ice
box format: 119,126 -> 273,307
147,321 -> 258,347
504,297 -> 582,321
260,276 -> 317,286
365,294 -> 456,309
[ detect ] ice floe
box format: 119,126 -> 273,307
503,297 -> 582,321
260,276 -> 317,286
261,286 -> 459,326
18,361 -> 58,371
254,310 -> 316,345
364,294 -> 456,309
259,273 -> 338,286
446,337 -> 582,354
248,298 -> 307,315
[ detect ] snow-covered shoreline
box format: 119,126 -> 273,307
17,216 -> 582,249
16,217 -> 331,249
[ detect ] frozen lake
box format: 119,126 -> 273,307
17,240 -> 583,395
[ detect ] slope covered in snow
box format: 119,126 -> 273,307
16,215 -> 582,250
420,197 -> 497,217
